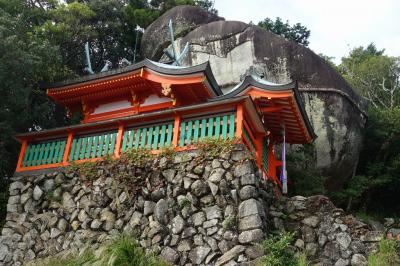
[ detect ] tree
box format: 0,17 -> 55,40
0,0 -> 220,228
257,17 -> 310,46
340,43 -> 400,109
332,108 -> 400,214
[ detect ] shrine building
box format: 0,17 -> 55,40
14,59 -> 316,188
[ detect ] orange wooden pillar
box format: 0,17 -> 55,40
267,141 -> 283,186
172,115 -> 181,147
114,123 -> 125,158
235,104 -> 244,138
62,131 -> 74,166
15,139 -> 28,172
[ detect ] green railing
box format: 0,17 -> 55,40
179,113 -> 235,147
23,139 -> 66,167
69,131 -> 118,161
243,126 -> 256,152
17,112 -> 246,172
121,122 -> 174,152
262,137 -> 268,172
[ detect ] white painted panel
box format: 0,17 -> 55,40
93,100 -> 132,114
141,94 -> 171,106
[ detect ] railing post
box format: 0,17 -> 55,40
172,115 -> 181,147
235,104 -> 244,138
114,123 -> 125,158
63,132 -> 74,166
15,139 -> 28,172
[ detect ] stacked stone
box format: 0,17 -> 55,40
0,146 -> 274,266
269,195 -> 378,266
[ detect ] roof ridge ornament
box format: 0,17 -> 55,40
163,19 -> 190,66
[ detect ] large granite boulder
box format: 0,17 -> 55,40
141,6 -> 367,189
141,5 -> 222,61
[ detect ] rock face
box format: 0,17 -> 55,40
0,146 -> 271,265
141,6 -> 367,189
141,5 -> 222,61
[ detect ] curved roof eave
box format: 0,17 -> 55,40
209,75 -> 317,141
42,59 -> 222,96
208,75 -> 297,102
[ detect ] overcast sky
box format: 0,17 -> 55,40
214,0 -> 400,64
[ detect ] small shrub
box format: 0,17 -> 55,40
157,146 -> 176,161
35,235 -> 169,266
98,235 -> 169,266
67,161 -> 99,185
122,148 -> 154,166
258,232 -> 298,266
197,137 -> 236,158
222,215 -> 237,230
297,252 -> 309,266
368,238 -> 400,266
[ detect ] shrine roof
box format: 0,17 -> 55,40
211,75 -> 316,143
42,59 -> 222,96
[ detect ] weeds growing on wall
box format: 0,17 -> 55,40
67,161 -> 99,185
122,148 -> 155,166
197,137 -> 236,158
35,234 -> 169,266
258,232 -> 298,266
368,238 -> 400,266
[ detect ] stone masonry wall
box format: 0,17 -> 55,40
270,195 -> 379,266
0,146 -> 274,265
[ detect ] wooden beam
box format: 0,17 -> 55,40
260,106 -> 282,113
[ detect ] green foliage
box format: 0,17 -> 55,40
287,144 -> 327,197
36,234 -> 168,266
68,161 -> 99,184
368,238 -> 400,266
97,235 -> 169,266
331,107 -> 400,215
197,137 -> 236,158
297,252 -> 309,266
257,17 -> 310,46
339,43 -> 399,109
122,148 -> 155,166
222,215 -> 237,230
259,232 -> 298,266
157,146 -> 177,161
318,53 -> 338,71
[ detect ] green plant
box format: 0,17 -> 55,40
67,161 -> 99,184
368,238 -> 400,266
122,148 -> 154,166
157,146 -> 177,161
34,235 -> 169,266
258,232 -> 298,266
286,144 -> 327,197
222,215 -> 237,230
179,197 -> 191,209
197,137 -> 236,158
45,190 -> 61,202
297,252 -> 309,266
34,248 -> 95,266
97,235 -> 169,266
